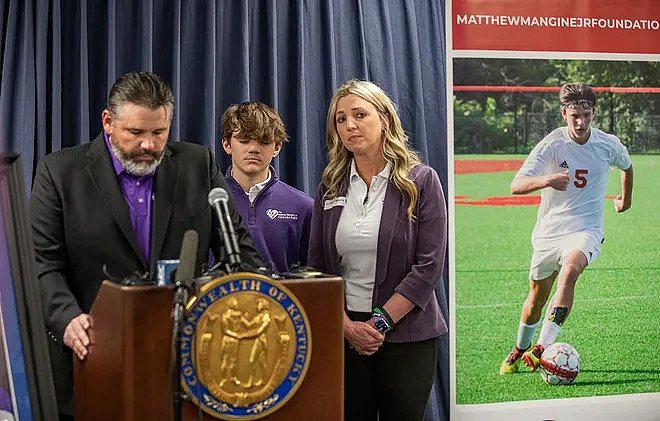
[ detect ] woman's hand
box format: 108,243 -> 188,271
344,319 -> 384,356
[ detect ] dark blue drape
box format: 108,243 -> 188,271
0,1 -> 448,419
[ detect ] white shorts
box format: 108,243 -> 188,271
529,232 -> 602,281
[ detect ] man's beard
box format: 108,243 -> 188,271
109,141 -> 164,176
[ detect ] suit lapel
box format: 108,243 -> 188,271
150,147 -> 178,269
375,180 -> 402,285
325,176 -> 349,276
325,206 -> 344,276
85,134 -> 147,268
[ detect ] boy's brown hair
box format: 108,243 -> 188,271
559,83 -> 596,110
220,102 -> 288,144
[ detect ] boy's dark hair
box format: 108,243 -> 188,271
559,83 -> 596,109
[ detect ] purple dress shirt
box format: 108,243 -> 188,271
104,133 -> 154,261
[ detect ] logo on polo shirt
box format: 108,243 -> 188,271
559,160 -> 569,169
266,208 -> 298,220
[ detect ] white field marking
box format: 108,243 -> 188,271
457,294 -> 650,309
455,392 -> 660,421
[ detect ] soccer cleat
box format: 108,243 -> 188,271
522,344 -> 545,371
499,346 -> 527,374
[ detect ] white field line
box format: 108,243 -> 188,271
457,294 -> 651,309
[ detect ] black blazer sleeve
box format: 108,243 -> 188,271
29,158 -> 82,341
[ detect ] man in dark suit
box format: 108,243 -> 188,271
29,71 -> 262,418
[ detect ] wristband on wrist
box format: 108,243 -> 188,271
372,306 -> 394,333
373,306 -> 394,325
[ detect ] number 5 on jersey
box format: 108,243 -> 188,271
574,169 -> 588,188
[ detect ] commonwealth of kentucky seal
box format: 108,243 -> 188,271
180,273 -> 312,419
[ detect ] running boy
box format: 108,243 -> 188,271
500,83 -> 633,374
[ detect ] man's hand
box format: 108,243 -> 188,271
344,320 -> 384,356
63,314 -> 91,360
613,195 -> 631,213
546,171 -> 570,191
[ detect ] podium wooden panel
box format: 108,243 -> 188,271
74,277 -> 344,421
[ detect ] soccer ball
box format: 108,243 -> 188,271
539,342 -> 580,385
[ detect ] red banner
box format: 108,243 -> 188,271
452,0 -> 660,54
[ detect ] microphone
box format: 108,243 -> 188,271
175,229 -> 198,283
172,229 -> 197,420
207,187 -> 242,269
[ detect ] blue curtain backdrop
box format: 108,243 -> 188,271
0,0 -> 449,419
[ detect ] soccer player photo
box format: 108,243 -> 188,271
499,83 -> 633,376
453,58 -> 659,410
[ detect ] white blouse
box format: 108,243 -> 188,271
335,160 -> 391,312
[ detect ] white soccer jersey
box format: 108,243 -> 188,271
516,127 -> 632,245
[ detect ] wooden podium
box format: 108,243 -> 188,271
74,277 -> 344,420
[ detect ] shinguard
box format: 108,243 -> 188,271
549,307 -> 569,326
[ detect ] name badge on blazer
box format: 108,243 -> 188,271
323,197 -> 346,210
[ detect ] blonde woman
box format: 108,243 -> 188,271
308,80 -> 447,421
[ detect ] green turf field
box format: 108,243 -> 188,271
455,154 -> 660,404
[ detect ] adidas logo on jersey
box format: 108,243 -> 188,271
559,161 -> 569,168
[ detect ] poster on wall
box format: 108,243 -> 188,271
0,154 -> 58,420
447,1 -> 660,420
0,307 -> 17,420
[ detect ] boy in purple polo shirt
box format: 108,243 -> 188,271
220,102 -> 313,273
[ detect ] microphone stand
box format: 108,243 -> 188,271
171,279 -> 189,421
170,230 -> 198,421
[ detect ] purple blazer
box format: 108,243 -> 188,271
308,164 -> 448,343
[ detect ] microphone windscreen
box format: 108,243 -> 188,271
175,229 -> 198,282
207,187 -> 230,206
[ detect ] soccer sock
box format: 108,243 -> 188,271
537,321 -> 561,348
515,322 -> 538,350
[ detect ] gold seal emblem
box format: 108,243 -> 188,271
180,273 -> 312,419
